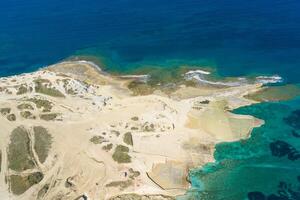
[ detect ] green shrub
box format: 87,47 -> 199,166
40,113 -> 59,121
112,145 -> 131,163
17,103 -> 34,110
123,132 -> 133,146
33,126 -> 52,163
8,126 -> 35,171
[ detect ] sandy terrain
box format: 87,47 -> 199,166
0,61 -> 263,200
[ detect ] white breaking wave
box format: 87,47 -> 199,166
184,70 -> 246,86
185,69 -> 283,87
185,69 -> 211,75
119,74 -> 150,83
255,75 -> 283,84
76,60 -> 103,72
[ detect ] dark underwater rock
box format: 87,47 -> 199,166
269,140 -> 300,161
248,192 -> 266,200
284,109 -> 300,130
292,130 -> 300,138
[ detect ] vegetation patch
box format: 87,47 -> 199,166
123,132 -> 133,146
129,168 -> 140,179
112,145 -> 131,163
131,116 -> 139,121
90,135 -> 107,144
34,78 -> 51,84
131,127 -> 138,131
20,111 -> 36,119
0,107 -> 11,115
16,85 -> 28,95
17,103 -> 34,110
200,100 -> 210,104
105,180 -> 133,190
34,79 -> 65,97
111,130 -> 120,137
8,126 -> 35,171
7,114 -> 16,121
37,183 -> 50,199
102,143 -> 113,151
62,79 -> 77,95
245,84 -> 300,102
35,86 -> 65,97
28,98 -> 53,112
127,81 -> 154,96
9,172 -> 43,195
33,126 -> 52,163
142,122 -> 155,132
40,113 -> 59,121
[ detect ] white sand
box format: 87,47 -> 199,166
0,61 -> 263,200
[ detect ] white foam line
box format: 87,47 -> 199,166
255,75 -> 283,84
185,69 -> 211,75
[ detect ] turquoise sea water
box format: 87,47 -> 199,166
182,98 -> 300,200
1,1 -> 300,199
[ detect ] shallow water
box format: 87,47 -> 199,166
181,98 -> 300,200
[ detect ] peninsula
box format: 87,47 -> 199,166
0,61 -> 263,200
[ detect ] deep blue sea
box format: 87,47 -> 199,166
1,1 -> 300,199
1,0 -> 300,83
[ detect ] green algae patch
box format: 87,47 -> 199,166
123,132 -> 133,146
245,84 -> 300,102
127,81 -> 155,96
33,126 -> 52,163
9,172 -> 43,195
112,145 -> 131,163
8,126 -> 35,171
